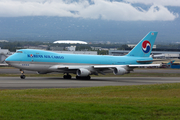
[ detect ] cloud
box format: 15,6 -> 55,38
123,0 -> 180,6
79,0 -> 178,21
0,0 -> 178,21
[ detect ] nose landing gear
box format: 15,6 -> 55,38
20,70 -> 26,79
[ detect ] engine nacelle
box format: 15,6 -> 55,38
113,67 -> 127,75
37,71 -> 49,74
76,68 -> 91,77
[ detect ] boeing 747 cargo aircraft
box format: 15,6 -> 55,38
5,31 -> 160,79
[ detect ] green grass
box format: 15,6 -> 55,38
0,83 -> 180,119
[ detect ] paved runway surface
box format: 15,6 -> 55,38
0,77 -> 180,89
0,68 -> 180,89
1,68 -> 180,74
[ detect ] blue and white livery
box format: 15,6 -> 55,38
5,31 -> 160,79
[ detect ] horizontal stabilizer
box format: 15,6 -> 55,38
137,59 -> 171,63
129,64 -> 161,67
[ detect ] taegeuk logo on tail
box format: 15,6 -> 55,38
142,40 -> 151,53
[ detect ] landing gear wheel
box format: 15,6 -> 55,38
76,76 -> 80,79
20,75 -> 26,79
76,75 -> 91,80
86,75 -> 91,80
63,75 -> 72,79
63,73 -> 72,79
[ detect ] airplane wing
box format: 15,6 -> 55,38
0,63 -> 8,66
94,64 -> 161,68
49,64 -> 161,70
48,63 -> 161,76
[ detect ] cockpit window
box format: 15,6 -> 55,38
16,51 -> 23,53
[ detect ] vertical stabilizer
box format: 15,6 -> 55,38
126,31 -> 158,57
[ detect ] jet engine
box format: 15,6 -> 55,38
113,67 -> 127,75
76,68 -> 91,77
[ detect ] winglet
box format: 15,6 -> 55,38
126,31 -> 158,57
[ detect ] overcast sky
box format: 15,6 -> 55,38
0,0 -> 179,21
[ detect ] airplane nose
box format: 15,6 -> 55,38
5,56 -> 12,64
5,57 -> 9,63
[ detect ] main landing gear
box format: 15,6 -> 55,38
63,73 -> 91,80
63,73 -> 72,79
76,75 -> 91,80
20,70 -> 26,79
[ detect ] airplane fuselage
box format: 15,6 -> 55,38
6,49 -> 153,72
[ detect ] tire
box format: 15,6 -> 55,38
68,75 -> 72,79
63,75 -> 72,79
76,76 -> 91,80
76,76 -> 80,79
20,75 -> 26,79
86,75 -> 91,80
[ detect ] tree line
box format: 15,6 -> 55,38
0,41 -> 180,55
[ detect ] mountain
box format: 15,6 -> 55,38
0,16 -> 179,43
